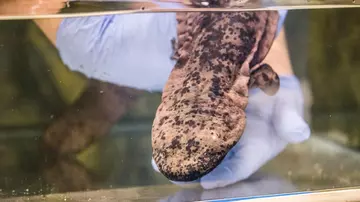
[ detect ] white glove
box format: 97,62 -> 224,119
199,75 -> 310,189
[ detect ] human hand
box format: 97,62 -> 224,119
55,8 -> 287,92
56,12 -> 179,92
199,75 -> 310,189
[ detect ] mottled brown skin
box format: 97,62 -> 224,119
152,11 -> 280,182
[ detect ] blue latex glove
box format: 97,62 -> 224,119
57,9 -> 287,92
56,12 -> 179,92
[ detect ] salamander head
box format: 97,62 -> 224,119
152,98 -> 246,181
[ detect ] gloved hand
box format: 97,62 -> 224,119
152,75 -> 311,189
56,12 -> 179,92
199,75 -> 310,189
56,8 -> 287,92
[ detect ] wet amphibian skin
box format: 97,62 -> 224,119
152,11 -> 281,182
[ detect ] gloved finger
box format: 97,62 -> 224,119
151,158 -> 161,173
200,117 -> 288,189
269,76 -> 310,143
272,104 -> 311,144
169,179 -> 201,187
56,13 -> 178,92
246,75 -> 307,129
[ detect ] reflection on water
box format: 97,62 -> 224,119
0,3 -> 360,202
0,123 -> 171,198
2,129 -> 360,201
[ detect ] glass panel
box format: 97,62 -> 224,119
0,0 -> 359,19
0,1 -> 359,201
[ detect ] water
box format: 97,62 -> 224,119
0,1 -> 360,201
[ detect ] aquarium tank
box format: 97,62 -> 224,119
0,0 -> 360,201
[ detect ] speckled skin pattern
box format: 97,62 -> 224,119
152,11 -> 281,182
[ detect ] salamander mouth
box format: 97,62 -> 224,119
159,147 -> 229,182
152,104 -> 245,182
154,121 -> 241,182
